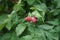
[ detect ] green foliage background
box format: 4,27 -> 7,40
0,0 -> 60,40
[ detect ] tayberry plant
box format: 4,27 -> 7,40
0,0 -> 60,40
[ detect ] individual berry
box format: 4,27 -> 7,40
31,17 -> 37,23
25,16 -> 32,22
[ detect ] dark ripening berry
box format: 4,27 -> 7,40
25,16 -> 32,22
31,17 -> 37,23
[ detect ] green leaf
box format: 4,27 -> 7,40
6,19 -> 13,30
45,31 -> 59,40
47,19 -> 59,26
0,14 -> 8,30
1,32 -> 19,40
16,24 -> 26,36
32,10 -> 45,22
28,24 -> 36,34
0,19 -> 8,30
1,33 -> 11,40
20,31 -> 46,40
33,3 -> 47,22
56,1 -> 60,8
28,24 -> 47,40
26,0 -> 35,5
54,26 -> 60,32
10,32 -> 18,40
6,12 -> 20,30
50,9 -> 60,16
32,10 -> 42,19
28,12 -> 32,17
10,12 -> 20,25
33,3 -> 47,12
20,35 -> 33,40
13,0 -> 22,12
38,24 -> 54,30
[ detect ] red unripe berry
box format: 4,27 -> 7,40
25,16 -> 32,22
31,17 -> 37,23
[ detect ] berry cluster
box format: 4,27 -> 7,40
25,16 -> 37,23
